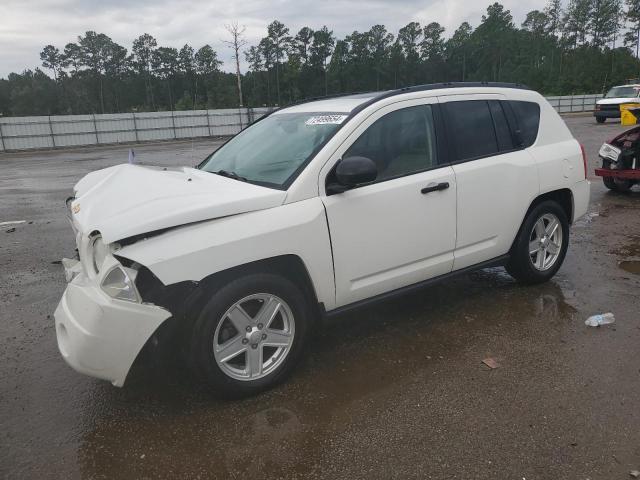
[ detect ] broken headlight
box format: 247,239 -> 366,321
598,143 -> 621,163
101,265 -> 140,303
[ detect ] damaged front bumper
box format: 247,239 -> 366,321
54,257 -> 171,386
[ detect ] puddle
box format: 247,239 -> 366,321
619,260 -> 640,275
573,210 -> 599,227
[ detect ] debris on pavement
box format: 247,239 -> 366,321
585,313 -> 615,327
6,228 -> 16,233
0,220 -> 26,226
482,357 -> 499,369
630,470 -> 640,478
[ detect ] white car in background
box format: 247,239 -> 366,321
594,84 -> 640,123
54,82 -> 590,397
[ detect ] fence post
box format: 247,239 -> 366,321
92,113 -> 99,145
171,110 -> 177,139
0,119 -> 5,152
132,112 -> 139,143
238,107 -> 244,131
206,109 -> 212,137
48,116 -> 56,148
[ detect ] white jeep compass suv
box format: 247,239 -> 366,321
54,83 -> 591,397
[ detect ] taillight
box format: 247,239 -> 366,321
580,143 -> 587,179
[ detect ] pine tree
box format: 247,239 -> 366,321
590,0 -> 623,47
544,0 -> 564,37
625,0 -> 640,56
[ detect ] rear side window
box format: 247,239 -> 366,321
509,101 -> 541,147
444,100 -> 499,161
488,101 -> 514,151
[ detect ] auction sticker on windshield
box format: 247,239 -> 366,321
305,115 -> 348,126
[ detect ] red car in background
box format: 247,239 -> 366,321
596,114 -> 640,192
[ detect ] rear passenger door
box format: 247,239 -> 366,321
440,95 -> 540,270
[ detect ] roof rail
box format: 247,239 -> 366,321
393,81 -> 530,92
351,81 -> 531,116
280,81 -> 531,113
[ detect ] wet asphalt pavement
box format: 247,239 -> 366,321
1,116 -> 639,479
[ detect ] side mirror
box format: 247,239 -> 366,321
333,156 -> 377,191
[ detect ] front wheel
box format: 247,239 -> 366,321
596,116 -> 606,124
189,273 -> 311,397
602,159 -> 633,192
506,201 -> 570,285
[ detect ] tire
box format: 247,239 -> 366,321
602,159 -> 633,192
596,116 -> 606,124
189,273 -> 311,398
603,175 -> 618,190
613,178 -> 634,192
506,201 -> 570,285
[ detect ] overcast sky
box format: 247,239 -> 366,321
1,0 -> 547,78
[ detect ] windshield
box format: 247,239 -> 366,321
199,112 -> 348,188
605,86 -> 640,98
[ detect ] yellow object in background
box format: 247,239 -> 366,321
620,103 -> 640,125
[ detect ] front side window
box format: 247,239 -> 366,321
343,105 -> 438,182
199,112 -> 346,188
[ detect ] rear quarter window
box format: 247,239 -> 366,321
509,101 -> 541,147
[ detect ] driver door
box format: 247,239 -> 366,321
320,98 -> 457,307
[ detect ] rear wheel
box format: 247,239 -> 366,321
190,273 -> 311,397
596,116 -> 606,124
506,201 -> 570,284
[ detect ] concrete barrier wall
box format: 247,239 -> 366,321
544,94 -> 603,113
0,107 -> 271,152
0,95 -> 602,152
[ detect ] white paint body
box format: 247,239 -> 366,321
54,86 -> 591,386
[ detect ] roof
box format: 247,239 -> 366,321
276,82 -> 531,114
274,92 -> 384,114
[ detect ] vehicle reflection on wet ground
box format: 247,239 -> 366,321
1,116 -> 639,479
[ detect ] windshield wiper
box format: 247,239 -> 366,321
212,169 -> 248,182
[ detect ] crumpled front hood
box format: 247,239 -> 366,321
70,164 -> 286,243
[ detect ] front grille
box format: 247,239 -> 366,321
599,104 -> 620,112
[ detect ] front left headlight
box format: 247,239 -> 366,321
101,266 -> 140,303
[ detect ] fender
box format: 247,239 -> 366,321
116,197 -> 337,310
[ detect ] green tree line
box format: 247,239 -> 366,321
2,0 -> 640,116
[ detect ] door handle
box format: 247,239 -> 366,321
421,182 -> 450,194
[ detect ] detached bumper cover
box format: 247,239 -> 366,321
54,267 -> 171,386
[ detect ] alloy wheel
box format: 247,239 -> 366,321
213,293 -> 295,381
528,213 -> 563,271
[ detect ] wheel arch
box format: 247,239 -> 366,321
189,254 -> 323,321
510,188 -> 574,253
125,254 -> 323,376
